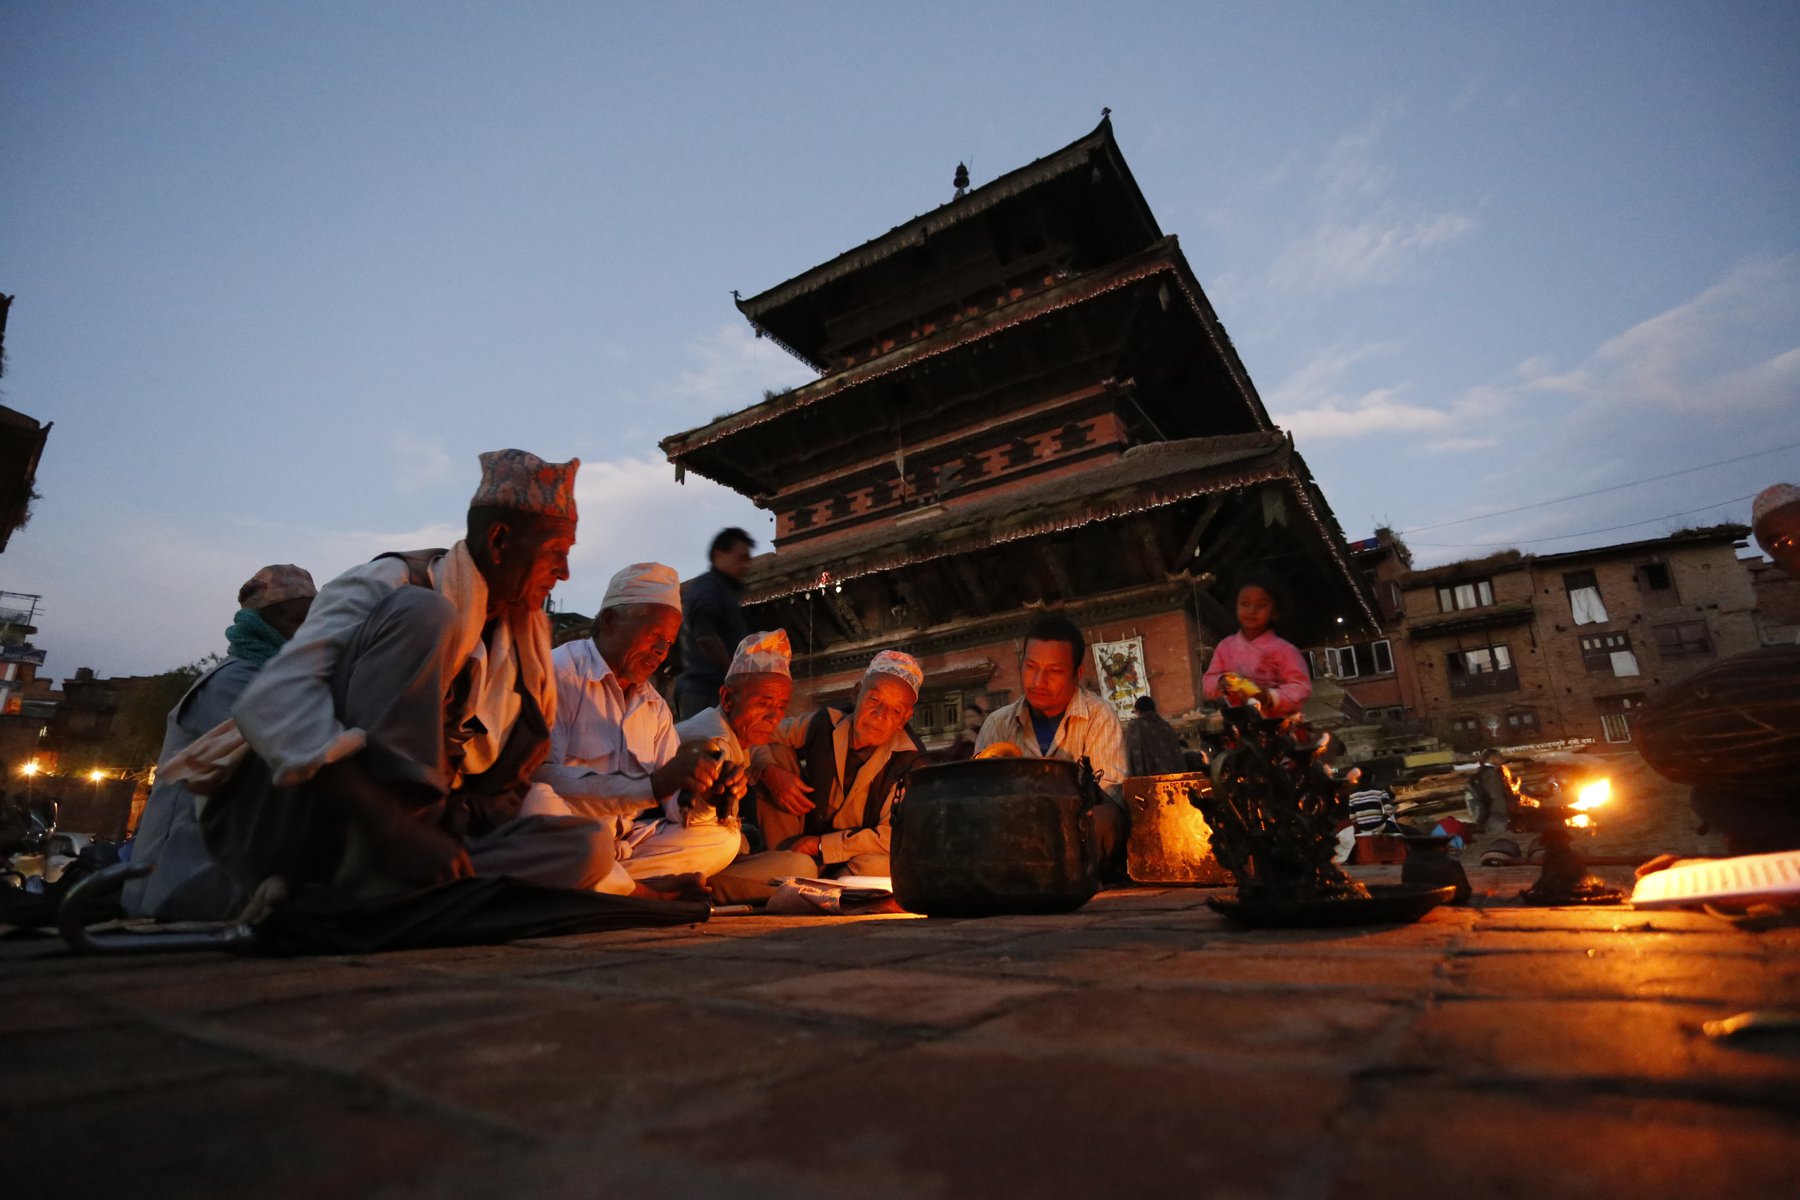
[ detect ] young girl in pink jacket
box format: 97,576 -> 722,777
1201,579 -> 1313,718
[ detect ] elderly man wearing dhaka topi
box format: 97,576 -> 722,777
673,628 -> 793,808
223,450 -> 615,895
524,563 -> 743,897
710,649 -> 924,904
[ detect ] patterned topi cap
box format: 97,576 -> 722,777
727,629 -> 791,679
238,564 -> 317,611
1752,483 -> 1800,529
601,562 -> 682,612
864,649 -> 924,699
470,449 -> 580,521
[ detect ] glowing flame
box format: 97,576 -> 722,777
1572,778 -> 1610,812
20,760 -> 39,777
1567,813 -> 1591,829
89,769 -> 106,783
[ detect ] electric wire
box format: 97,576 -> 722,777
1396,439 -> 1800,534
1407,492 -> 1759,550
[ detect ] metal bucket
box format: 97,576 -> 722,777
890,758 -> 1099,917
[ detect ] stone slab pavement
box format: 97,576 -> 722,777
3,865 -> 1796,1199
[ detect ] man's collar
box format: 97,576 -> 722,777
710,566 -> 744,592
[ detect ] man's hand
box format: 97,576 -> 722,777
789,835 -> 823,860
651,739 -> 723,798
761,764 -> 815,814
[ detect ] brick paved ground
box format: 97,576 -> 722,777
4,866 -> 1796,1199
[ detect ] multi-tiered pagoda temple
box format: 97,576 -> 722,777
661,117 -> 1374,746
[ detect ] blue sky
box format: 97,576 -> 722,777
3,1 -> 1796,677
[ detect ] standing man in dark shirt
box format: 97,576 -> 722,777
674,527 -> 754,720
1125,694 -> 1186,777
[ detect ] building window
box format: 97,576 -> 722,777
1637,562 -> 1673,593
1653,620 -> 1713,658
1314,638 -> 1395,680
1597,693 -> 1645,744
1579,631 -> 1640,676
1447,644 -> 1518,696
1450,715 -> 1480,735
1564,569 -> 1609,625
1436,579 -> 1494,613
1505,708 -> 1538,733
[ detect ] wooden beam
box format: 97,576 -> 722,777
891,571 -> 936,630
1173,494 -> 1225,569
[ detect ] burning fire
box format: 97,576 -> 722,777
1565,777 -> 1611,828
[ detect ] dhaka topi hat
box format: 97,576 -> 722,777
601,562 -> 682,612
727,630 -> 791,679
238,564 -> 317,611
864,649 -> 924,699
470,449 -> 580,521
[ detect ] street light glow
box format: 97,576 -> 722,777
21,760 -> 40,777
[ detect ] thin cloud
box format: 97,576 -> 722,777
1266,341 -> 1454,440
666,322 -> 814,420
387,430 -> 458,494
1397,257 -> 1800,565
1423,435 -> 1500,454
1265,120 -> 1475,297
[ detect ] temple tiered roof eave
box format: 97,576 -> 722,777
661,237 -> 1277,494
732,114 -> 1159,369
736,432 -> 1376,634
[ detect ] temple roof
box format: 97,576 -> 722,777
733,115 -> 1161,372
662,237 -> 1274,497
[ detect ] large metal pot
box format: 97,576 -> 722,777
890,757 -> 1099,917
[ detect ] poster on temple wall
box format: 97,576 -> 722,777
1091,636 -> 1150,719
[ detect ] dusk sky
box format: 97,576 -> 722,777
3,2 -> 1796,679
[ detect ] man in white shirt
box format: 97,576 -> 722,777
976,613 -> 1130,867
526,562 -> 742,895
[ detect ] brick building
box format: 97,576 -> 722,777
1396,525 -> 1758,750
1745,556 -> 1800,646
1305,529 -> 1423,727
661,118 -> 1374,746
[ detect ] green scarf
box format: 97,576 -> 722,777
224,608 -> 288,665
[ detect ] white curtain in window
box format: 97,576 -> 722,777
1570,586 -> 1609,625
1609,649 -> 1640,677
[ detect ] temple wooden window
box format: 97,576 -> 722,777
868,478 -> 895,507
1005,437 -> 1036,468
789,505 -> 816,531
829,493 -> 853,521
